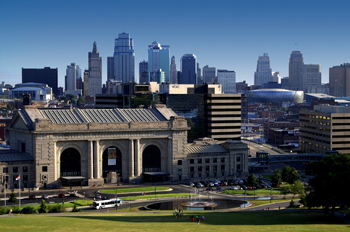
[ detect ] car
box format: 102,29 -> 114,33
240,185 -> 247,190
41,195 -> 49,199
95,194 -> 102,199
208,182 -> 214,187
29,195 -> 36,199
247,186 -> 252,190
229,186 -> 241,190
216,187 -> 224,191
69,193 -> 77,197
58,193 -> 65,198
189,182 -> 195,187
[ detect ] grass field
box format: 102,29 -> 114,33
0,211 -> 347,232
99,187 -> 170,194
223,188 -> 281,195
4,200 -> 93,211
249,198 -> 300,207
261,175 -> 272,179
121,193 -> 196,201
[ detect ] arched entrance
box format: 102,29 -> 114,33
142,145 -> 161,172
60,148 -> 81,186
102,147 -> 122,180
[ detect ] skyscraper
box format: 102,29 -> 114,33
87,41 -> 102,96
202,65 -> 216,84
139,60 -> 149,83
107,57 -> 114,81
197,63 -> 202,84
303,64 -> 321,90
180,54 -> 197,84
114,33 -> 135,83
22,67 -> 58,95
217,70 -> 236,94
65,63 -> 82,96
329,63 -> 350,97
254,53 -> 272,86
289,51 -> 304,90
170,56 -> 177,84
148,41 -> 170,83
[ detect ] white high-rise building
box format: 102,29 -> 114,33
65,63 -> 82,96
254,53 -> 273,85
87,41 -> 102,96
272,72 -> 281,83
217,70 -> 236,94
114,33 -> 135,83
303,64 -> 321,90
170,56 -> 177,84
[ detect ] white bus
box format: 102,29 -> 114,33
93,198 -> 123,210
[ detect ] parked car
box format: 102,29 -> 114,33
208,182 -> 214,187
216,187 -> 224,191
41,195 -> 49,199
189,182 -> 195,187
29,195 -> 36,199
95,194 -> 102,199
229,185 -> 241,190
240,185 -> 247,190
69,193 -> 77,197
58,193 -> 65,198
247,186 -> 253,190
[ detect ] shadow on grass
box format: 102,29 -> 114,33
61,211 -> 345,226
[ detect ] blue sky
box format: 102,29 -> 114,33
1,0 -> 349,88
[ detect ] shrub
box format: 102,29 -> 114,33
12,206 -> 21,214
71,204 -> 81,212
38,199 -> 48,213
21,206 -> 37,214
289,199 -> 296,208
48,204 -> 65,213
0,207 -> 10,215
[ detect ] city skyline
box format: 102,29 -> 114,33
1,1 -> 349,88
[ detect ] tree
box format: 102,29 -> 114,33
38,199 -> 48,213
305,153 -> 350,216
279,184 -> 291,198
247,173 -> 259,187
271,169 -> 282,187
76,96 -> 86,108
290,180 -> 305,198
6,103 -> 12,111
8,192 -> 17,205
282,165 -> 300,184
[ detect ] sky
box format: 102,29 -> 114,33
1,0 -> 349,88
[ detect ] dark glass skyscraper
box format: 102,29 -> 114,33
180,54 -> 197,84
22,67 -> 58,95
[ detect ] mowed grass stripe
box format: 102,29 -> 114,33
99,187 -> 170,194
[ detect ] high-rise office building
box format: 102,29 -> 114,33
150,69 -> 166,83
107,57 -> 114,81
139,60 -> 149,83
254,53 -> 272,86
329,63 -> 350,97
65,63 -> 82,96
22,67 -> 58,95
180,54 -> 197,84
197,63 -> 202,84
148,41 -> 170,83
114,33 -> 135,83
87,42 -> 102,96
303,64 -> 321,90
217,70 -> 236,94
289,51 -> 304,90
170,56 -> 177,84
272,72 -> 281,83
202,65 -> 216,84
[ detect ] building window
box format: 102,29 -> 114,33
221,165 -> 225,170
213,158 -> 217,163
236,164 -> 241,170
42,166 -> 48,172
3,167 -> 8,173
13,167 -> 18,173
190,167 -> 194,172
221,157 -> 225,162
198,158 -> 202,164
198,166 -> 202,172
236,157 -> 241,162
23,175 -> 28,181
206,166 -> 210,172
205,158 -> 210,163
23,166 -> 28,172
190,159 -> 194,164
178,160 -> 182,165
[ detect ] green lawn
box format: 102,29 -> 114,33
121,193 -> 196,201
99,187 -> 170,194
249,198 -> 301,207
5,200 -> 93,211
261,175 -> 272,180
223,188 -> 280,195
0,211 -> 347,232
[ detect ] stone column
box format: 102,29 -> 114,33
129,139 -> 134,177
93,141 -> 100,179
134,139 -> 140,176
167,137 -> 172,174
88,140 -> 94,179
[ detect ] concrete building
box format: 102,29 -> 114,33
299,105 -> 350,154
65,63 -> 82,96
217,70 -> 236,94
139,60 -> 148,83
272,72 -> 281,83
289,51 -> 304,90
303,64 -> 321,90
254,53 -> 273,85
202,65 -> 216,84
22,67 -> 58,96
9,83 -> 52,102
86,42 -> 102,97
2,105 -> 248,189
197,63 -> 202,84
180,54 -> 197,84
114,33 -> 135,83
107,57 -> 114,81
150,69 -> 166,84
170,56 -> 177,84
148,41 -> 170,83
329,63 -> 350,97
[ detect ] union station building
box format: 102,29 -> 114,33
1,104 -> 248,189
